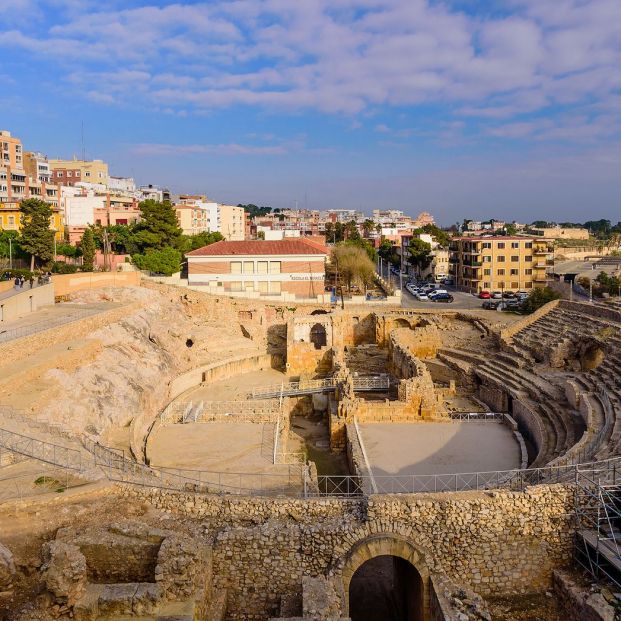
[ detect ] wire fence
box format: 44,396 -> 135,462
160,400 -> 281,425
446,412 -> 505,421
251,375 -> 390,399
0,307 -> 98,343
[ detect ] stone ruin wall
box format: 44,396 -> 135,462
119,484 -> 575,621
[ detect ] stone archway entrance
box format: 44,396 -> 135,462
349,555 -> 422,620
337,534 -> 430,621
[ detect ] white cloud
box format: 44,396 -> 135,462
0,0 -> 620,140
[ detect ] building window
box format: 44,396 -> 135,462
525,269 -> 533,275
257,261 -> 268,275
482,242 -> 491,249
483,256 -> 491,263
230,281 -> 242,292
525,242 -> 533,248
511,255 -> 519,262
57,171 -> 63,177
85,172 -> 91,177
269,261 -> 281,274
258,281 -> 269,294
243,261 -> 254,274
243,281 -> 254,291
525,282 -> 533,288
8,216 -> 14,226
510,269 -> 518,275
511,242 -> 519,248
525,255 -> 533,262
231,261 -> 242,274
270,281 -> 281,294
511,282 -> 519,288
483,282 -> 490,289
497,242 -> 505,249
497,255 -> 505,262
497,269 -> 505,276
484,269 -> 491,276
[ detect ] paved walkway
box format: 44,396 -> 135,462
0,302 -> 123,343
0,280 -> 49,301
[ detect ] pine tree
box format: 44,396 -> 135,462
19,198 -> 55,271
81,227 -> 96,271
132,200 -> 183,253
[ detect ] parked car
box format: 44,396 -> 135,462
441,278 -> 454,285
482,300 -> 500,310
428,289 -> 448,299
366,292 -> 387,301
478,290 -> 491,299
491,291 -> 503,299
415,292 -> 429,301
432,293 -> 454,303
504,299 -> 522,310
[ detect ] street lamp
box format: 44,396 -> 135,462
8,237 -> 12,270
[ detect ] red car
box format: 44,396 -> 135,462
478,290 -> 491,299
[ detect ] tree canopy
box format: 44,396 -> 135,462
239,204 -> 272,218
521,287 -> 561,313
132,200 -> 184,253
81,228 -> 96,271
19,198 -> 55,270
132,247 -> 182,276
331,243 -> 376,292
407,238 -> 432,274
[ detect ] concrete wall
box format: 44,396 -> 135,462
0,283 -> 54,323
52,271 -> 141,297
120,484 -> 574,621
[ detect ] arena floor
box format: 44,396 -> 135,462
146,421 -> 303,493
359,421 -> 521,477
185,368 -> 288,401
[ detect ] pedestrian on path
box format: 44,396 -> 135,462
28,275 -> 34,289
13,277 -> 19,290
19,276 -> 25,289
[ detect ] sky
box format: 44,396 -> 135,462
1,0 -> 621,225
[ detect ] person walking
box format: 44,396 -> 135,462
28,275 -> 34,289
13,276 -> 19,291
19,275 -> 25,289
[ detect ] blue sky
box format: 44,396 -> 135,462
1,0 -> 621,225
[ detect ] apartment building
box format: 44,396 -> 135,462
218,204 -> 245,240
49,157 -> 109,186
23,152 -> 51,183
186,239 -> 327,299
0,131 -> 63,239
449,237 -> 554,293
174,201 -> 218,236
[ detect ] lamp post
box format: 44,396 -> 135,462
8,237 -> 12,270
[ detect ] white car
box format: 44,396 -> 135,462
428,289 -> 448,299
416,292 -> 429,301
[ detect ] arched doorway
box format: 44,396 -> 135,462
393,318 -> 411,329
338,534 -> 430,620
310,323 -> 327,349
349,555 -> 422,621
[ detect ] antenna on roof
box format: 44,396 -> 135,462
81,121 -> 85,161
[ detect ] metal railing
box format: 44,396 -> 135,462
0,427 -> 83,471
0,307 -> 98,343
160,400 -> 281,425
447,412 -> 504,421
251,375 -> 390,399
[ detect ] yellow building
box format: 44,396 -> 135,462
218,204 -> 245,240
449,236 -> 554,293
48,157 -> 109,186
0,203 -> 63,241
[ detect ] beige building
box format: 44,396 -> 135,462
218,204 -> 245,240
49,157 -> 109,186
175,203 -> 212,236
530,227 -> 589,240
1,130 -> 23,169
23,151 -> 51,184
449,237 -> 554,292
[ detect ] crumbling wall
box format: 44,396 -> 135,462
120,484 -> 574,621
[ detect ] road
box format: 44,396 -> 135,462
400,285 -> 486,310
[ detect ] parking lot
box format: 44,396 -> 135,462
401,284 -> 486,310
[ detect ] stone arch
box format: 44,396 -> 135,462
335,534 -> 431,620
393,317 -> 412,330
310,323 -> 328,349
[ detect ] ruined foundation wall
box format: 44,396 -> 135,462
120,484 -> 574,621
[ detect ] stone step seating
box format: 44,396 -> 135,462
436,348 -> 484,375
569,374 -> 620,460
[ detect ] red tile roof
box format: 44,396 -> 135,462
186,238 -> 329,257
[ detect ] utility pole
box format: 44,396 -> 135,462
8,237 -> 12,270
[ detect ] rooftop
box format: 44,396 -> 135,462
186,238 -> 329,257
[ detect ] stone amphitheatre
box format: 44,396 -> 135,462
1,278 -> 621,621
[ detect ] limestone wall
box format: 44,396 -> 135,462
498,299 -> 561,342
52,271 -> 141,297
119,484 -> 574,620
0,283 -> 54,323
390,325 -> 442,359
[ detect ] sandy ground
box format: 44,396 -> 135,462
147,422 -> 303,492
183,368 -> 288,402
359,421 -> 521,478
